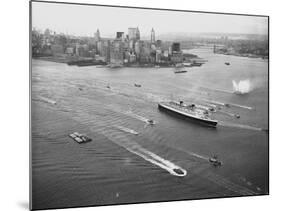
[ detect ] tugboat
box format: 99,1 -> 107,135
209,155 -> 222,167
158,101 -> 218,127
134,83 -> 142,87
174,63 -> 187,73
191,61 -> 203,67
146,119 -> 156,125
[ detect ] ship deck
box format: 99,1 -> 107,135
158,102 -> 218,127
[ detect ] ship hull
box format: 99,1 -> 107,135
158,103 -> 217,127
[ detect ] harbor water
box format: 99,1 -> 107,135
31,48 -> 268,210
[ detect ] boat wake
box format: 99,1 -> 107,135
188,151 -> 209,161
99,128 -> 187,177
33,96 -> 57,105
217,110 -> 239,118
113,125 -> 139,135
125,111 -> 156,125
202,99 -> 253,110
200,86 -> 233,94
62,102 -> 187,177
228,103 -> 253,110
218,121 -> 263,131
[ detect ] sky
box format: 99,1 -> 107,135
32,1 -> 268,38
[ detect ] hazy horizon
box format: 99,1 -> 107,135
32,1 -> 268,38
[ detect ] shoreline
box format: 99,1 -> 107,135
32,57 -> 204,68
214,52 -> 268,60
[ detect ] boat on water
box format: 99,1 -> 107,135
175,63 -> 185,68
209,155 -> 222,167
233,90 -> 248,95
225,62 -> 230,65
174,69 -> 187,74
158,101 -> 218,127
134,83 -> 142,87
191,61 -> 203,67
146,119 -> 156,125
183,62 -> 193,67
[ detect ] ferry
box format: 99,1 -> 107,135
158,101 -> 218,127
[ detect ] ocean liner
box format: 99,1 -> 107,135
158,101 -> 218,127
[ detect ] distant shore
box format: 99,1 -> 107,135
32,55 -> 205,68
215,52 -> 268,60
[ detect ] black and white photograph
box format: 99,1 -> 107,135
30,1 -> 269,210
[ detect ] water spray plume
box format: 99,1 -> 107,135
232,80 -> 251,94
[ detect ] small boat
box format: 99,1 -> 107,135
106,84 -> 110,89
183,62 -> 193,67
175,63 -> 185,68
209,155 -> 222,167
134,83 -> 142,87
146,119 -> 156,125
233,90 -> 248,95
172,168 -> 186,176
225,62 -> 230,65
174,70 -> 187,74
191,62 -> 203,67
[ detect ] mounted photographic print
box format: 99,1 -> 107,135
30,1 -> 269,210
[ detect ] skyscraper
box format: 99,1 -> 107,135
151,28 -> 155,43
116,32 -> 124,40
136,27 -> 140,40
94,29 -> 100,42
128,27 -> 140,41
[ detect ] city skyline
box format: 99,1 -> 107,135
32,2 -> 268,37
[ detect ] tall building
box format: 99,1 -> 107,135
135,41 -> 151,63
128,27 -> 140,41
97,40 -> 110,62
110,40 -> 124,64
156,40 -> 162,49
170,42 -> 182,63
136,27 -> 140,40
151,28 -> 155,43
116,32 -> 124,40
171,42 -> 181,52
94,29 -> 100,42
